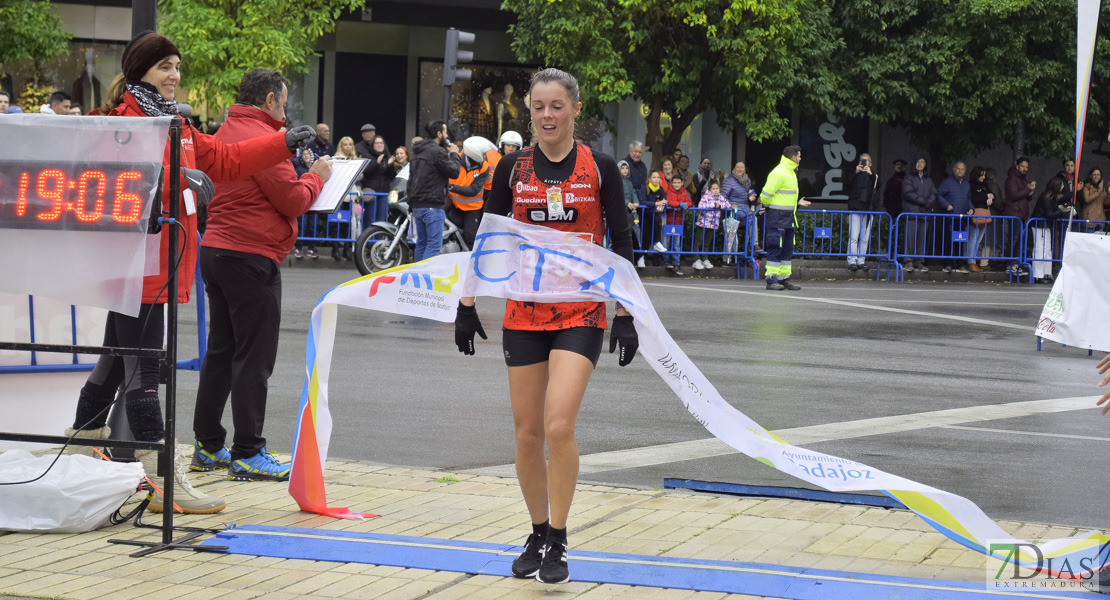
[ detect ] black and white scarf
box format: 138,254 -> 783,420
125,81 -> 179,117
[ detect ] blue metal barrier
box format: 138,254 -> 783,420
633,206 -> 757,278
882,212 -> 1029,283
1024,217 -> 1110,280
297,191 -> 388,246
792,209 -> 892,263
0,233 -> 208,374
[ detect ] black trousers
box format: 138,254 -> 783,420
447,205 -> 483,249
193,247 -> 282,460
73,304 -> 165,441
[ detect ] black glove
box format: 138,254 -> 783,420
285,125 -> 316,152
454,302 -> 487,355
609,315 -> 638,366
181,167 -> 214,207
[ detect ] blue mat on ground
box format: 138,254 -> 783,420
202,525 -> 1090,598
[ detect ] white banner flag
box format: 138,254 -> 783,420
1037,232 -> 1110,351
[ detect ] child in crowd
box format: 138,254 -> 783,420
618,160 -> 644,267
663,174 -> 691,275
641,171 -> 667,262
693,180 -> 730,270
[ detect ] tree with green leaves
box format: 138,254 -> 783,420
502,0 -> 839,167
830,0 -> 1090,175
0,0 -> 72,106
158,0 -> 364,113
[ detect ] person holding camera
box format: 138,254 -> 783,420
844,153 -> 880,272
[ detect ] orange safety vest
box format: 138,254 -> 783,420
449,148 -> 500,211
482,148 -> 501,192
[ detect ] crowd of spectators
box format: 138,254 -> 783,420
618,140 -> 1110,283
8,86 -> 1107,280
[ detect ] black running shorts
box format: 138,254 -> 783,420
502,327 -> 605,367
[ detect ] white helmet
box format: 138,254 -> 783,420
499,130 -> 523,150
462,136 -> 497,164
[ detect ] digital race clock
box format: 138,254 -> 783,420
0,161 -> 158,232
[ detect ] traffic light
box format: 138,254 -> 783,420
443,28 -> 475,86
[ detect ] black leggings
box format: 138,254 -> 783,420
72,304 -> 165,441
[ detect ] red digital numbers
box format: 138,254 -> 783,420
15,172 -> 30,217
75,170 -> 107,223
3,165 -> 153,230
113,171 -> 143,224
36,169 -> 66,222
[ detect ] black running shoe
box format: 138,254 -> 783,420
511,532 -> 546,578
536,539 -> 569,584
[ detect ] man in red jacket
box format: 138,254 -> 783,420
191,68 -> 332,482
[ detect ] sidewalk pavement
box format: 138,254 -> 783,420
0,447 -> 1083,600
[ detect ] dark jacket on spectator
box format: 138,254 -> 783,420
1004,166 -> 1034,221
845,168 -> 879,211
361,148 -> 396,193
1031,188 -> 1069,222
937,174 -> 972,215
970,181 -> 992,211
721,173 -> 756,214
406,139 -> 461,210
986,176 -> 1005,215
623,154 -> 648,204
901,159 -> 936,213
883,171 -> 906,217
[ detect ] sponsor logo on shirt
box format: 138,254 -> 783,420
529,208 -> 579,223
516,181 -> 539,193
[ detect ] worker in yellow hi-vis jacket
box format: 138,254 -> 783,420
759,145 -> 811,290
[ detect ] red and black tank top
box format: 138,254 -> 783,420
503,143 -> 608,331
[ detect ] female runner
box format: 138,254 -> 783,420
454,68 -> 638,584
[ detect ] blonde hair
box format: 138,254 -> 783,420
336,136 -> 357,158
100,73 -> 126,114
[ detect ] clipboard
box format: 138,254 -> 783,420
307,158 -> 368,213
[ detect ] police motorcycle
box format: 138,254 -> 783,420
353,136 -> 494,275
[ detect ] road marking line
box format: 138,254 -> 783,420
466,396 -> 1099,477
645,282 -> 1031,330
941,424 -> 1110,443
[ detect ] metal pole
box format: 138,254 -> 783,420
164,118 -> 181,544
131,0 -> 157,36
442,86 -> 451,124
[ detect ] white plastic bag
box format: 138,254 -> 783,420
0,449 -> 144,533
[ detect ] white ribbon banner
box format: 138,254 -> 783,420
293,215 -> 1105,570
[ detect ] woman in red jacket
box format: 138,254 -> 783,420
65,31 -> 314,514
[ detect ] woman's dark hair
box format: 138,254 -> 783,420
1085,168 -> 1103,187
970,166 -> 985,182
237,69 -> 286,106
1043,176 -> 1066,199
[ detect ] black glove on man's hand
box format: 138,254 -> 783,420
455,302 -> 487,355
181,168 -> 215,207
609,315 -> 638,366
285,125 -> 316,152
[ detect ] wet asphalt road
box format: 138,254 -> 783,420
174,269 -> 1108,530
